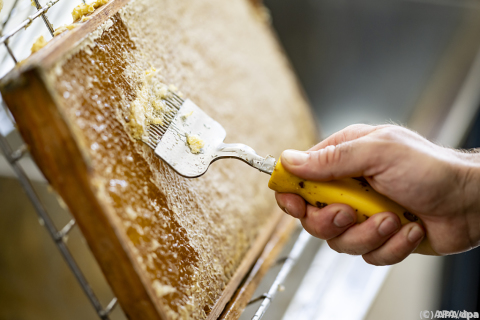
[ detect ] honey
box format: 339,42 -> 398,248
71,0 -> 109,22
71,3 -> 95,21
186,134 -> 204,154
44,0 -> 317,317
54,24 -> 78,37
127,67 -> 171,140
50,15 -> 268,319
31,36 -> 47,54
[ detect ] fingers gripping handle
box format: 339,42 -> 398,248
268,160 -> 436,255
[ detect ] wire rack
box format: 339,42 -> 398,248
0,0 -> 117,318
0,1 -> 311,319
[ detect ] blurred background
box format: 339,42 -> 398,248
258,0 -> 480,319
2,0 -> 480,319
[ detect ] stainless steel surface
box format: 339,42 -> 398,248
147,95 -> 276,177
251,230 -> 311,320
281,242 -> 390,320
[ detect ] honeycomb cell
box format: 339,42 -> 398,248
47,0 -> 316,317
51,14 -> 270,319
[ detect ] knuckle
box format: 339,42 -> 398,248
344,123 -> 371,132
330,238 -> 366,255
376,126 -> 403,142
313,144 -> 347,173
301,211 -> 329,240
362,255 -> 379,266
327,240 -> 343,253
363,253 -> 393,266
382,251 -> 405,265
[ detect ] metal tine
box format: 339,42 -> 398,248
167,94 -> 184,106
148,126 -> 163,137
146,133 -> 157,143
146,135 -> 158,146
145,91 -> 186,149
149,124 -> 166,136
147,126 -> 160,137
144,140 -> 156,149
163,110 -> 175,119
163,116 -> 175,125
165,100 -> 181,111
171,92 -> 185,105
165,109 -> 176,116
148,125 -> 162,140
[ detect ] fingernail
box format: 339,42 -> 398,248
284,207 -> 291,216
333,210 -> 354,228
408,225 -> 424,243
282,150 -> 309,166
378,217 -> 399,236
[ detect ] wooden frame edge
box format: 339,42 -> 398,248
219,215 -> 298,319
0,1 -> 305,317
207,210 -> 286,319
0,67 -> 166,320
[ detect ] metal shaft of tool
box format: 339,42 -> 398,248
251,229 -> 311,320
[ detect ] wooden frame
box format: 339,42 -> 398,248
0,0 -> 316,319
1,62 -> 294,319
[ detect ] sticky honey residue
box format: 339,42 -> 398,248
181,111 -> 193,120
56,0 -> 108,36
127,67 -> 171,140
54,24 -> 78,36
49,3 -> 285,318
72,0 -> 109,22
31,35 -> 47,54
52,17 -> 203,318
186,134 -> 204,154
72,3 -> 94,21
153,280 -> 176,298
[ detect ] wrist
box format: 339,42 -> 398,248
457,155 -> 480,215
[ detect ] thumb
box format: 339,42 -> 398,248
281,138 -> 386,181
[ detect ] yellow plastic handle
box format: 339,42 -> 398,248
268,160 -> 436,254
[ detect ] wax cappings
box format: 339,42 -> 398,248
49,0 -> 316,317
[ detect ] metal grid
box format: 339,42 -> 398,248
0,0 -> 117,318
0,1 -> 311,319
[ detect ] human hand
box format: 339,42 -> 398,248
275,124 -> 480,265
